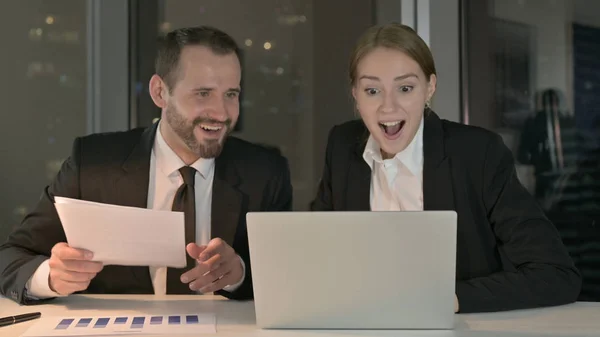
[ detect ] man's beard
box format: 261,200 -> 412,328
165,103 -> 233,158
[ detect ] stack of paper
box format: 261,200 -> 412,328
54,197 -> 186,268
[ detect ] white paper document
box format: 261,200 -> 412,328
54,197 -> 186,268
21,314 -> 216,336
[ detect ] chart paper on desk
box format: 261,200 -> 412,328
20,314 -> 216,336
54,197 -> 186,268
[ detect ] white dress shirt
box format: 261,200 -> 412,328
363,117 -> 424,211
26,122 -> 244,298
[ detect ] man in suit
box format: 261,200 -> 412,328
0,26 -> 292,304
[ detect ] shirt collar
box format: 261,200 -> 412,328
153,121 -> 215,179
362,117 -> 424,176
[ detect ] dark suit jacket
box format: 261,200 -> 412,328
310,111 -> 581,313
0,123 -> 292,304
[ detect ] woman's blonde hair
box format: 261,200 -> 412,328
349,23 -> 436,86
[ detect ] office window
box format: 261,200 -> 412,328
0,0 -> 87,240
463,0 -> 600,301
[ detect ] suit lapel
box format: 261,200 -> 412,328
117,123 -> 158,208
422,111 -> 455,211
347,130 -> 372,211
211,142 -> 243,246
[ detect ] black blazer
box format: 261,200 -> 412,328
310,111 -> 581,313
0,123 -> 292,304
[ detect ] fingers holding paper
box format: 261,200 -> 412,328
48,242 -> 103,295
181,238 -> 244,293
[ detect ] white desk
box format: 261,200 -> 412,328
1,295 -> 599,336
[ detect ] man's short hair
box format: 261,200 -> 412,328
155,26 -> 241,91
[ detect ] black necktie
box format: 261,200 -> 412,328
166,166 -> 197,294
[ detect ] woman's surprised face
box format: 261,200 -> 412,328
353,47 -> 436,158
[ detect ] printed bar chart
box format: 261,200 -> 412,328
22,313 -> 216,336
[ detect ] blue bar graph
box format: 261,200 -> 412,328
55,318 -> 74,330
53,314 -> 208,332
93,318 -> 110,328
76,318 -> 92,328
131,316 -> 145,329
168,315 -> 181,325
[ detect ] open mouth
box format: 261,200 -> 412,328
199,124 -> 224,134
379,120 -> 406,138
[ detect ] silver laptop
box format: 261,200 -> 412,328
246,211 -> 457,330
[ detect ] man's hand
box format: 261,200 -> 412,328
180,238 -> 243,293
48,242 -> 103,295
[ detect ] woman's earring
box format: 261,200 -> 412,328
425,100 -> 431,109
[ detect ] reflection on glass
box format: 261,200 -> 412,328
466,0 -> 600,301
0,0 -> 87,239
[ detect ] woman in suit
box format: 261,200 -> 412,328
310,23 -> 581,313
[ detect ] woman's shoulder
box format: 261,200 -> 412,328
440,119 -> 499,140
326,119 -> 368,146
330,119 -> 367,137
439,119 -> 506,152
